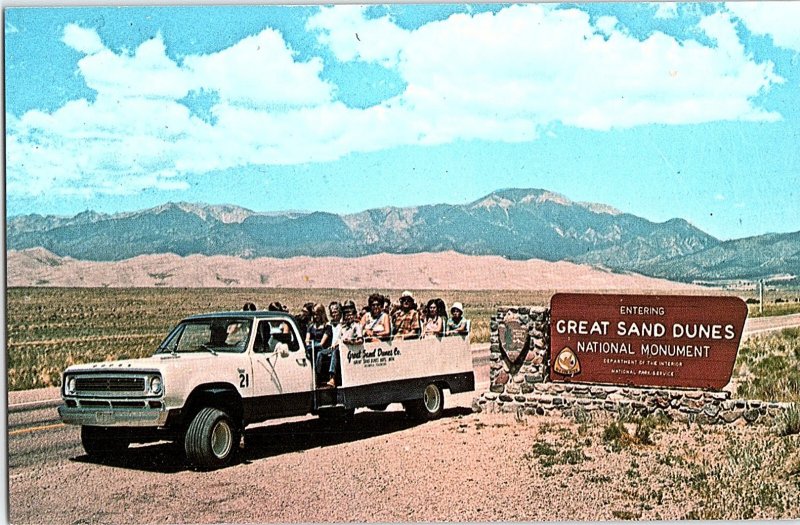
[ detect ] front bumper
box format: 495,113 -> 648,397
58,401 -> 169,427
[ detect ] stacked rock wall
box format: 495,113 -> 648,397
475,306 -> 791,424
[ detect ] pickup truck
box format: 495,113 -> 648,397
58,310 -> 474,469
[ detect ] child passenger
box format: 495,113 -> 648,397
447,302 -> 469,334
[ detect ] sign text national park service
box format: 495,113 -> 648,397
549,294 -> 748,390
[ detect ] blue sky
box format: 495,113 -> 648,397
5,2 -> 800,240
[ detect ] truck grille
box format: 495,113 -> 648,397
75,376 -> 145,392
70,374 -> 149,397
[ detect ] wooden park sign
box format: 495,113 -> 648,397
549,293 -> 748,390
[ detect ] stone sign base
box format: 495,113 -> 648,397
474,383 -> 790,425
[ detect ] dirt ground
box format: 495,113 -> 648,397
8,387 -> 800,523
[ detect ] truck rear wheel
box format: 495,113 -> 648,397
404,383 -> 444,420
185,407 -> 240,470
81,426 -> 130,457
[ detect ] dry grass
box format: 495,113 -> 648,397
734,328 -> 800,403
515,411 -> 800,520
6,287 -> 556,391
8,287 -> 800,393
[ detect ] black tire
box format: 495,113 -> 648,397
184,407 -> 240,470
81,426 -> 130,458
404,383 -> 444,421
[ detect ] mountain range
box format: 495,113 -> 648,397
8,188 -> 800,285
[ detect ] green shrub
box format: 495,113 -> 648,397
777,403 -> 800,436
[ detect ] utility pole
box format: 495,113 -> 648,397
759,279 -> 764,315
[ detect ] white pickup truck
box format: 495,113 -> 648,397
58,311 -> 474,469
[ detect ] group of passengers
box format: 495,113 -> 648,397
240,292 -> 468,388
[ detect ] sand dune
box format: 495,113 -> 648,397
7,248 -> 701,291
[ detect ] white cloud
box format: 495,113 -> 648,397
7,25 -> 337,198
307,6 -> 409,68
62,23 -> 105,54
595,15 -> 619,36
183,29 -> 332,107
6,6 -> 786,199
380,5 -> 781,132
727,2 -> 800,52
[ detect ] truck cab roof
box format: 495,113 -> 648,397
183,311 -> 296,321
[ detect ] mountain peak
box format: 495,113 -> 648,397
471,188 -> 568,210
142,202 -> 255,223
472,188 -> 622,215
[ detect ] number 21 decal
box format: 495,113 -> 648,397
239,372 -> 250,388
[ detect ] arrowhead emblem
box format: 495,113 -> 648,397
497,313 -> 531,369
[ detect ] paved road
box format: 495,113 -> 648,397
743,312 -> 800,336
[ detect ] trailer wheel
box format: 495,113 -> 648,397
184,407 -> 240,470
405,383 -> 444,420
81,426 -> 130,457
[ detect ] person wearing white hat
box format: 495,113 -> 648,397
392,290 -> 420,339
447,302 -> 469,335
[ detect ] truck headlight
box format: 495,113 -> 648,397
150,376 -> 163,395
64,376 -> 76,395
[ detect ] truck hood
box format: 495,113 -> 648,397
64,352 -> 229,374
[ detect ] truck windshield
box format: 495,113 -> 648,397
156,318 -> 252,354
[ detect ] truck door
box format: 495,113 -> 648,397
249,318 -> 314,418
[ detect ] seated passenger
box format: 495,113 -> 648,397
255,322 -> 289,354
326,300 -> 364,387
268,301 -> 288,313
242,302 -> 257,311
422,299 -> 444,337
446,302 -> 469,335
436,298 -> 449,328
361,293 -> 391,340
306,304 -> 333,383
267,302 -> 291,334
392,291 -> 420,339
328,301 -> 343,350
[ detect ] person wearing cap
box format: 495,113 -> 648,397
447,302 -> 469,335
393,291 -> 421,339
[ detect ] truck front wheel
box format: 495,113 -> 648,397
184,407 -> 240,470
404,383 -> 444,420
81,426 -> 130,458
